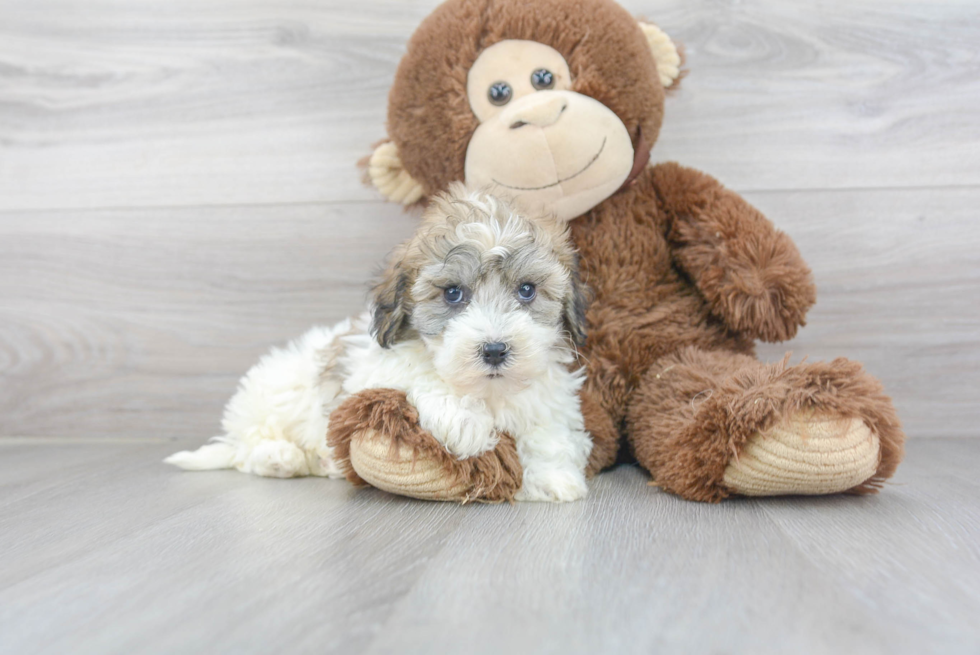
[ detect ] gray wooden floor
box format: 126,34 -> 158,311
2,0 -> 980,652
1,438 -> 979,655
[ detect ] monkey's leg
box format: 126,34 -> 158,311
625,346 -> 905,502
327,388 -> 522,503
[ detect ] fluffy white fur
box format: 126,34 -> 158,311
166,188 -> 592,502
163,321 -> 351,479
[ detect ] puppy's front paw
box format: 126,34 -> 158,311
244,440 -> 310,478
516,468 -> 588,503
418,396 -> 497,459
448,409 -> 498,459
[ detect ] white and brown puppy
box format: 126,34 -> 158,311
166,185 -> 593,502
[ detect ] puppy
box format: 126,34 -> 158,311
166,184 -> 593,502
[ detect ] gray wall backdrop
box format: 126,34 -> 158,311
1,0 -> 978,440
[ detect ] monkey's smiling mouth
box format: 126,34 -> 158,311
491,137 -> 606,191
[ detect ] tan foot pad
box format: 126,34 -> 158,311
722,414 -> 881,496
348,430 -> 468,502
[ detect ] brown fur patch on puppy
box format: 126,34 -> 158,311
327,388 -> 523,503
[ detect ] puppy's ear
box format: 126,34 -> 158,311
371,250 -> 412,348
562,265 -> 590,348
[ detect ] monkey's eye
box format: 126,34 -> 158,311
530,68 -> 555,90
517,283 -> 536,301
488,82 -> 512,106
444,286 -> 465,304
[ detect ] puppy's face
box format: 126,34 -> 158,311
372,184 -> 587,396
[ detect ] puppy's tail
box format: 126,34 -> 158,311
164,441 -> 237,471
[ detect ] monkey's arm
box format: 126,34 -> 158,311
649,162 -> 816,342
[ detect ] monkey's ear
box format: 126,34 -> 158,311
638,22 -> 683,89
562,267 -> 590,349
367,141 -> 426,206
370,253 -> 413,348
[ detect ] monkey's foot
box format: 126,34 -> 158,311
328,388 -> 522,503
722,412 -> 881,496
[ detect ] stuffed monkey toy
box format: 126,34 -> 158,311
327,0 -> 905,503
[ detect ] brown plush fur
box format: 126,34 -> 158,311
327,388 -> 523,503
626,348 -> 906,502
580,389 -> 619,476
388,0 -> 664,197
570,161 -> 819,423
345,0 -> 905,501
572,162 -> 902,500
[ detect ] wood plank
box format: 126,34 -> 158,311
1,438 -> 978,654
644,0 -> 980,193
0,439 -> 472,654
1,0 -> 979,211
0,202 -> 418,440
759,461 -> 980,652
2,186 -> 977,440
0,0 -> 430,211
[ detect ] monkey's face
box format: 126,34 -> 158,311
377,0 -> 681,223
464,41 -> 635,222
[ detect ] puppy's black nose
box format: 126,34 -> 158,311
481,342 -> 509,367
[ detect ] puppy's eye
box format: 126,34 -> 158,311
517,282 -> 536,301
444,286 -> 464,304
488,81 -> 512,106
530,68 -> 555,90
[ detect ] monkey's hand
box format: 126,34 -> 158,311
650,162 -> 817,343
